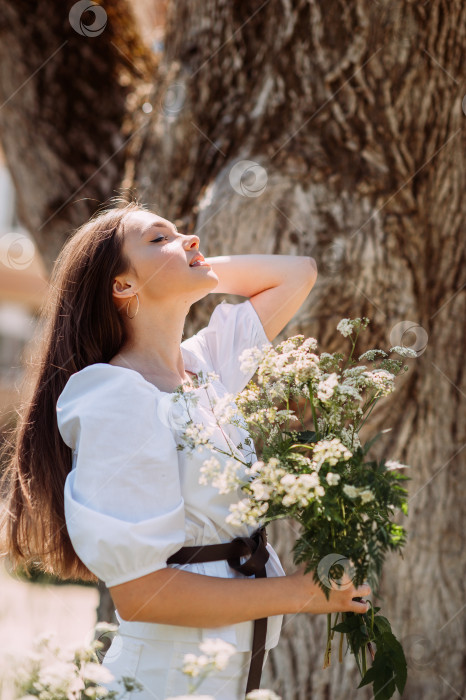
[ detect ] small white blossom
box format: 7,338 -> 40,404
359,489 -> 375,503
336,319 -> 354,337
312,438 -> 353,469
316,373 -> 339,402
389,345 -> 418,358
250,479 -> 274,500
79,662 -> 114,684
326,472 -> 341,485
246,690 -> 282,699
385,459 -> 410,471
226,498 -> 269,527
362,369 -> 395,396
358,349 -> 388,362
343,484 -> 359,498
198,638 -> 236,670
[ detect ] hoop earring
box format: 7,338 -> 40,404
126,293 -> 139,319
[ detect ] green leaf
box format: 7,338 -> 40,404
295,430 -> 318,444
357,664 -> 379,688
362,430 -> 389,456
373,615 -> 392,637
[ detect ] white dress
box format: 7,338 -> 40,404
56,299 -> 286,698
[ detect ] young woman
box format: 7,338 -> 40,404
0,199 -> 372,699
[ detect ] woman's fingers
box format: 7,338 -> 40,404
352,597 -> 370,613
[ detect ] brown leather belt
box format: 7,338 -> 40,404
166,525 -> 270,696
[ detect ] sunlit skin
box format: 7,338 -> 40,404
110,210 -> 219,392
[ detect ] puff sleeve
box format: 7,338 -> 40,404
192,299 -> 272,395
56,364 -> 186,588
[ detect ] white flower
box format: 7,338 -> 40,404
79,662 -> 114,684
358,349 -> 388,362
246,690 -> 282,699
198,638 -> 236,670
389,345 -> 418,358
239,346 -> 268,375
343,484 -> 359,498
362,369 -> 395,396
326,472 -> 341,485
212,392 -> 238,424
312,438 -> 353,469
385,459 -> 410,471
37,661 -> 78,687
250,479 -> 274,500
226,498 -> 269,527
336,319 -> 354,337
316,373 -> 339,402
359,489 -> 375,503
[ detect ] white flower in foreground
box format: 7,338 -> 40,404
246,690 -> 282,699
359,489 -> 375,503
181,653 -> 208,677
199,638 -> 236,670
226,498 -> 269,527
343,484 -> 359,498
326,472 -> 341,485
336,319 -> 354,337
385,459 -> 410,471
358,349 -> 388,362
312,438 -> 353,469
363,369 -> 395,396
239,346 -> 268,375
212,392 -> 238,424
250,479 -> 274,500
389,345 -> 418,358
343,485 -> 375,503
37,660 -> 78,687
316,373 -> 339,402
199,457 -> 243,494
79,662 -> 114,684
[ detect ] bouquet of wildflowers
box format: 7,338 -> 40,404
7,629 -> 281,700
7,625 -> 142,699
175,317 -> 415,700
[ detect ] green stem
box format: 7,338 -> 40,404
354,395 -> 379,432
361,644 -> 367,676
308,381 -> 319,435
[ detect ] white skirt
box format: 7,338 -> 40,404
100,630 -> 270,700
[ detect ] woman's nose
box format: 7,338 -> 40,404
184,234 -> 200,249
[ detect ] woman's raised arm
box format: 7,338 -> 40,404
206,254 -> 318,342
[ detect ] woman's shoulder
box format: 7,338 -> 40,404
57,362 -> 158,406
56,363 -> 177,452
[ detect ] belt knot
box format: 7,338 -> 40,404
227,525 -> 269,578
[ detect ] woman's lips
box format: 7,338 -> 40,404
190,260 -> 211,267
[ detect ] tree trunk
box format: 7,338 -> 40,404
0,1 -> 464,698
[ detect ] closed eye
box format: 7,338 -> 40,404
150,236 -> 168,243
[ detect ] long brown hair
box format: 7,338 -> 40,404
0,196 -> 149,583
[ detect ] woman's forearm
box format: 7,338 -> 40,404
205,254 -> 316,297
110,567 -> 300,626
109,563 -> 371,625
